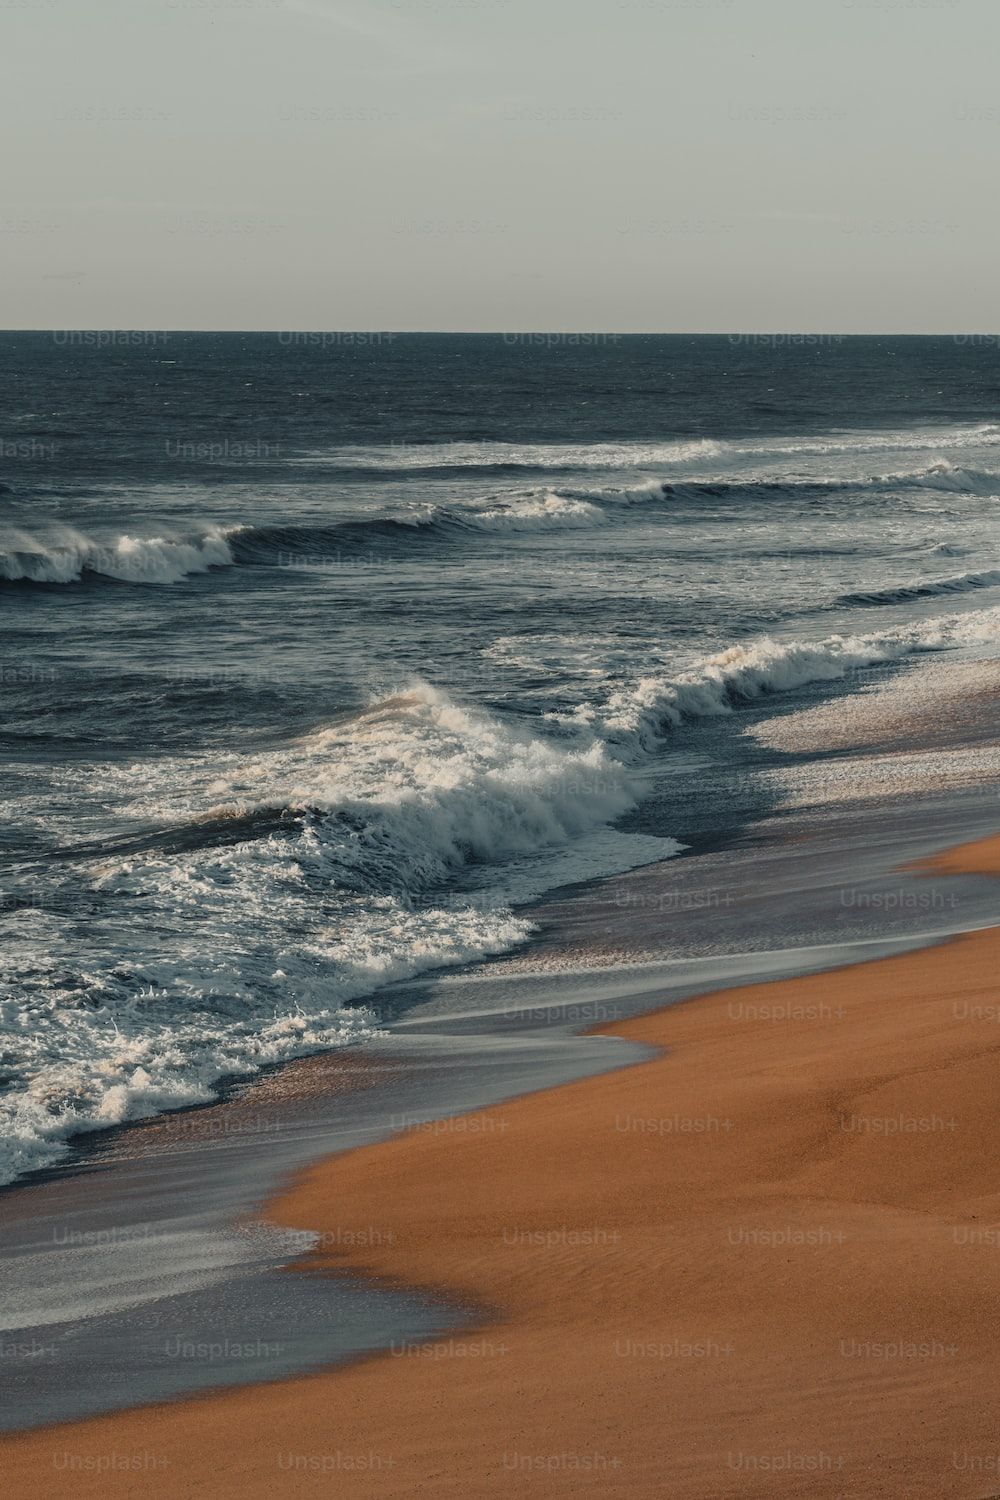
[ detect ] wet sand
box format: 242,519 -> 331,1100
6,834 -> 1000,1497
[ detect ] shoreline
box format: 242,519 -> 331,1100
5,834 -> 1000,1495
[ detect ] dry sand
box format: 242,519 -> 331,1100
6,837 -> 1000,1498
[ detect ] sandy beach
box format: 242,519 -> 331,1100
3,833 -> 999,1498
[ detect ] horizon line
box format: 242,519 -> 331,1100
1,328 -> 997,339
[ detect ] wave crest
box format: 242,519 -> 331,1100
229,491 -> 612,563
837,568 -> 1000,608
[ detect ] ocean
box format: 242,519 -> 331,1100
3,331 -> 1000,1189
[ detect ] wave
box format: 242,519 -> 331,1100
199,685 -> 647,895
876,461 -> 1000,494
836,568 -> 1000,608
228,492 -> 613,563
0,527 -> 235,585
557,603 -> 1000,753
234,467 -> 967,564
923,541 -> 973,558
287,424 -> 1000,477
0,491 -> 635,588
290,438 -> 721,474
560,479 -> 669,506
738,424 -> 1000,459
660,462 -> 1000,503
225,517 -> 435,563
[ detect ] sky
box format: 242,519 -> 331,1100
0,0 -> 997,331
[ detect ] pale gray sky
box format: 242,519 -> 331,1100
1,0 -> 996,330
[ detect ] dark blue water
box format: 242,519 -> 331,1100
2,333 -> 1000,1186
4,333 -> 1000,472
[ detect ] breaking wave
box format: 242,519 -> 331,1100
558,603 -> 1000,754
0,683 -> 671,1186
0,528 -> 235,584
0,491 -> 631,588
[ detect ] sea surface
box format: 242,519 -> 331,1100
3,332 -> 1000,1188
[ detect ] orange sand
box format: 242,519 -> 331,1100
6,835 -> 1000,1498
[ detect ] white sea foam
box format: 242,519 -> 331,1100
463,490 -> 608,530
295,438 -> 722,470
0,967 -> 383,1187
737,423 -> 1000,461
561,479 -> 667,505
0,886 -> 531,1187
0,685 -> 670,1185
